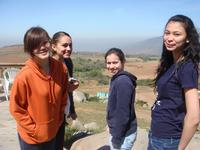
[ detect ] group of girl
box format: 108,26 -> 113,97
10,14 -> 200,150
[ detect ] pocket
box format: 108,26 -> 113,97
33,119 -> 55,142
164,138 -> 179,149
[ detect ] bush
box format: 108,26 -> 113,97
137,79 -> 153,87
73,57 -> 109,85
136,100 -> 148,108
87,96 -> 101,102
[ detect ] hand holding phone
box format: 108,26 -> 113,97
69,77 -> 78,84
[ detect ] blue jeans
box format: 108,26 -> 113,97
109,131 -> 137,150
147,132 -> 180,150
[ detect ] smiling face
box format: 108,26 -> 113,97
163,21 -> 188,54
32,41 -> 50,60
52,35 -> 72,59
106,53 -> 124,76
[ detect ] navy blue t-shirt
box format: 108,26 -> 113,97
151,60 -> 198,138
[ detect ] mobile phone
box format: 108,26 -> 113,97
69,77 -> 78,83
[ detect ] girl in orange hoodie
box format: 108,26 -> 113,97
9,27 -> 68,150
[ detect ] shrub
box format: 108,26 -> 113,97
137,79 -> 153,87
136,100 -> 148,108
87,96 -> 101,102
73,57 -> 109,85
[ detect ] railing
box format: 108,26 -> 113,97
0,63 -> 25,78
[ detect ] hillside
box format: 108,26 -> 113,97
0,44 -> 27,63
0,36 -> 163,56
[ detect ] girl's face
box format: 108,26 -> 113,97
52,35 -> 72,59
32,41 -> 50,60
163,21 -> 188,53
106,53 -> 124,76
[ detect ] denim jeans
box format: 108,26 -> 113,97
109,131 -> 137,150
147,132 -> 180,150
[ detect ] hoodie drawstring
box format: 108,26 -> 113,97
48,78 -> 56,104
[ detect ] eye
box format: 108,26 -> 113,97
164,31 -> 170,35
174,33 -> 181,36
62,43 -> 72,48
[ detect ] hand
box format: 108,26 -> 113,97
69,112 -> 77,120
68,78 -> 79,92
112,142 -> 121,149
106,125 -> 109,132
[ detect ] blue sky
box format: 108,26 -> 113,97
0,0 -> 200,51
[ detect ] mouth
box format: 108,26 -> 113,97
165,43 -> 175,48
38,48 -> 49,55
109,69 -> 117,74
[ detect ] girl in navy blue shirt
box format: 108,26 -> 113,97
105,48 -> 137,150
148,15 -> 200,150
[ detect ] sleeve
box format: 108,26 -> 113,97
69,92 -> 75,113
111,76 -> 135,146
9,77 -> 36,134
178,62 -> 198,89
60,64 -> 68,119
66,58 -> 76,114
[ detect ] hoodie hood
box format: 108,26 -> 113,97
25,58 -> 51,80
111,70 -> 137,87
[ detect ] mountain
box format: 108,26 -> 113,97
124,36 -> 162,56
0,44 -> 23,52
0,38 -> 163,56
0,44 -> 27,63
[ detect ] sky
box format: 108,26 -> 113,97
0,0 -> 200,52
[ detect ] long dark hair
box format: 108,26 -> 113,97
154,14 -> 200,87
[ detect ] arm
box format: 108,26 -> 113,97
111,78 -> 135,147
178,88 -> 200,150
60,65 -> 69,120
9,78 -> 36,134
68,80 -> 79,92
68,92 -> 77,120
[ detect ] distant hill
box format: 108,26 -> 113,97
124,36 -> 162,56
0,37 -> 163,56
0,44 -> 27,63
1,33 -> 199,57
0,44 -> 23,51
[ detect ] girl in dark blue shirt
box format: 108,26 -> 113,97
148,15 -> 200,150
105,48 -> 137,150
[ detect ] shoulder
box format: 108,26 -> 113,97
50,57 -> 67,71
114,74 -> 134,88
13,66 -> 31,84
178,59 -> 198,74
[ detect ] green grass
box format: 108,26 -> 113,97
137,79 -> 153,87
75,101 -> 107,132
74,101 -> 150,132
64,99 -> 151,148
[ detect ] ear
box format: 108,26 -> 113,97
51,43 -> 56,49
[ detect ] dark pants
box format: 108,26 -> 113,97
18,116 -> 65,150
55,117 -> 66,150
18,134 -> 56,150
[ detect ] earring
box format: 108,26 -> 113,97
186,40 -> 190,43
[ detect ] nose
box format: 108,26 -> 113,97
66,45 -> 71,51
108,63 -> 115,69
166,34 -> 174,41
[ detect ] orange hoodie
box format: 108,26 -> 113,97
9,57 -> 68,144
